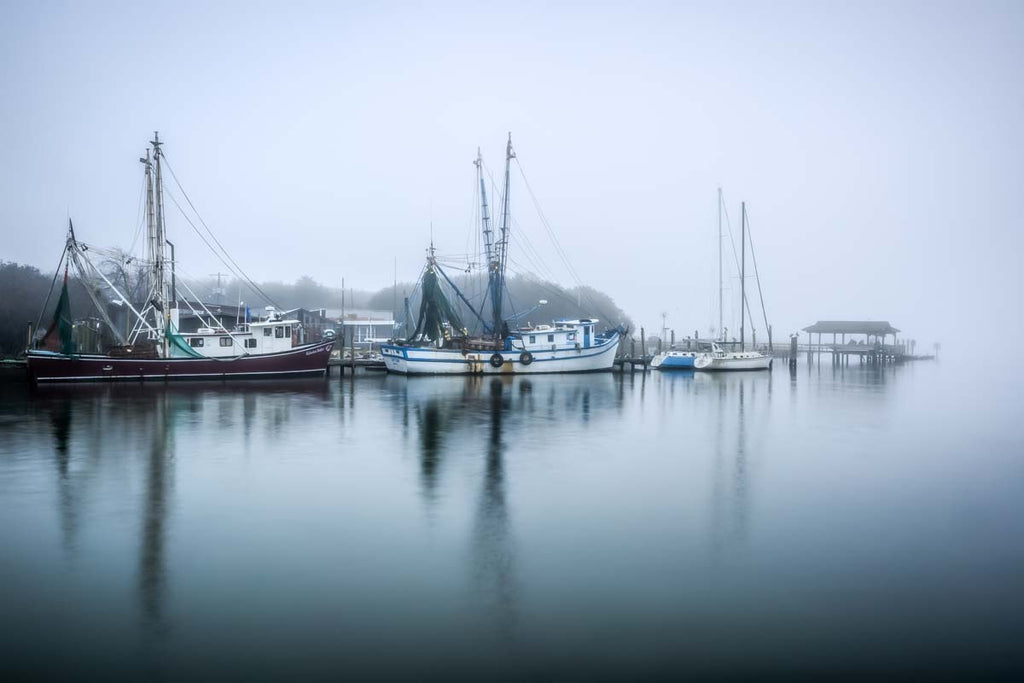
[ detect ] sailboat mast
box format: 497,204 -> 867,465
740,201 -> 746,352
717,187 -> 723,341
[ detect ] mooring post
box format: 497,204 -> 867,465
26,321 -> 33,351
670,329 -> 675,349
349,325 -> 355,373
630,337 -> 636,370
640,327 -> 646,370
789,333 -> 797,365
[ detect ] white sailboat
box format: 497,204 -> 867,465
381,135 -> 620,375
696,196 -> 771,371
654,190 -> 771,372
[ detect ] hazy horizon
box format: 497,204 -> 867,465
2,1 -> 1021,353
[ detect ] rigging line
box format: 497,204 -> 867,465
508,232 -> 554,284
744,212 -> 771,340
33,242 -> 69,340
162,188 -> 243,281
719,194 -> 755,328
510,160 -> 608,318
514,158 -> 584,286
508,214 -> 557,282
506,262 -> 621,325
70,243 -> 151,340
128,173 -> 147,256
160,154 -> 280,309
175,277 -> 244,344
161,187 -> 277,309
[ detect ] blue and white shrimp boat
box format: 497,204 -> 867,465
381,135 -> 620,376
382,318 -> 619,375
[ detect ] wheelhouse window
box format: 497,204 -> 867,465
263,328 -> 272,337
245,338 -> 257,349
189,338 -> 204,348
275,326 -> 284,338
219,337 -> 232,347
548,334 -> 555,343
529,335 -> 536,344
285,326 -> 291,337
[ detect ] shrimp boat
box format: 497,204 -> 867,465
26,134 -> 334,383
653,190 -> 771,372
381,135 -> 620,375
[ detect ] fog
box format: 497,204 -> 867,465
2,1 -> 1021,352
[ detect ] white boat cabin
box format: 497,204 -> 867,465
178,316 -> 300,358
512,319 -> 601,351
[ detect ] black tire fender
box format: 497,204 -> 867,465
489,353 -> 504,368
520,351 -> 533,365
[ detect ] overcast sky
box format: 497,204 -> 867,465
2,0 -> 1021,350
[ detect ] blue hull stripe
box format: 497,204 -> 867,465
381,335 -> 618,364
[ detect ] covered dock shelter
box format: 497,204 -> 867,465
803,320 -> 900,347
802,320 -> 904,364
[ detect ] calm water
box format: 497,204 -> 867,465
1,360 -> 1022,680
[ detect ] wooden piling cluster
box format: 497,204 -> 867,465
614,326 -> 651,373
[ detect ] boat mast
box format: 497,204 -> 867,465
142,148 -> 156,302
717,187 -> 723,342
477,147 -> 498,336
492,133 -> 514,338
740,201 -> 746,352
150,133 -> 169,350
476,148 -> 494,267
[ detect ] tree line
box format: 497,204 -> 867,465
0,260 -> 632,356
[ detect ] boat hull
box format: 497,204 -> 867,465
26,340 -> 335,382
652,352 -> 697,370
695,353 -> 772,371
381,334 -> 620,375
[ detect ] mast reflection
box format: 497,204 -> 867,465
49,397 -> 78,557
471,379 -> 517,641
139,392 -> 173,632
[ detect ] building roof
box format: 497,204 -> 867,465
802,321 -> 900,335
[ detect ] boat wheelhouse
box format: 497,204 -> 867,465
177,313 -> 302,358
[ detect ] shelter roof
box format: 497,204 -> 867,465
802,321 -> 900,335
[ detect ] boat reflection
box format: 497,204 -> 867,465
35,379 -> 333,636
389,373 -> 619,646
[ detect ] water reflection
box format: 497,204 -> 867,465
391,373 -> 620,649
31,380 -> 333,637
139,393 -> 172,632
5,362 -> 1007,680
49,397 -> 79,557
471,379 -> 516,642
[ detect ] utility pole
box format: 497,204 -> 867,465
209,272 -> 230,303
